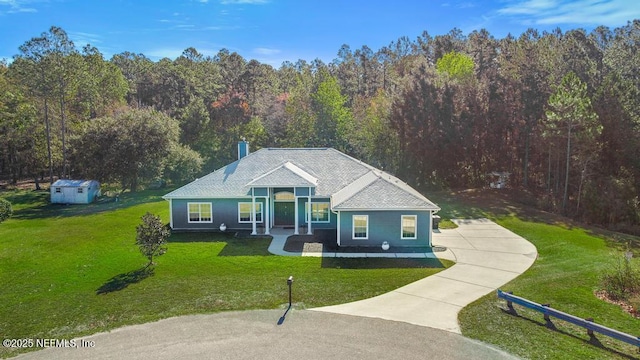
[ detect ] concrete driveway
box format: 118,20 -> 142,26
312,218 -> 538,333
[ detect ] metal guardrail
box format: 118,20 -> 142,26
497,289 -> 640,350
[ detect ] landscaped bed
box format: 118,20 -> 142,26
284,229 -> 446,254
0,189 -> 450,358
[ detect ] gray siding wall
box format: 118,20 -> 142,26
171,198 -> 265,231
338,210 -> 432,247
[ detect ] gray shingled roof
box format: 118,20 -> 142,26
332,171 -> 439,210
247,162 -> 318,187
163,148 -> 439,211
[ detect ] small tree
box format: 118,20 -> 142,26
0,198 -> 12,223
136,212 -> 170,267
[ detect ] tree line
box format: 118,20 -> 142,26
1,22 -> 639,232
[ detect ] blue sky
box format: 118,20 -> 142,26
1,0 -> 639,67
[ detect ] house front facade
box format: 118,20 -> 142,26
163,142 -> 440,248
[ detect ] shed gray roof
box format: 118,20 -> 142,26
52,179 -> 99,187
163,148 -> 439,211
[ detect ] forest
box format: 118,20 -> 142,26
0,21 -> 639,233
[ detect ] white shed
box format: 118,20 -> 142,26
50,180 -> 101,204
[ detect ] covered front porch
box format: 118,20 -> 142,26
246,161 -> 323,236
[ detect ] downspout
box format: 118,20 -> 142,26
331,208 -> 340,247
168,198 -> 174,229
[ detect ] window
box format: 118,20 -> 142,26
55,188 -> 61,193
188,202 -> 212,223
401,215 -> 417,239
238,202 -> 263,223
274,191 -> 295,201
306,202 -> 330,222
77,188 -> 84,194
352,215 -> 368,239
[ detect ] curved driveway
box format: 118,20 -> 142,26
312,218 -> 538,333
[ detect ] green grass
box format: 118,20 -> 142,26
0,189 -> 450,358
447,191 -> 640,360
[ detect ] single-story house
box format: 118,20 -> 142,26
50,179 -> 101,204
162,141 -> 440,248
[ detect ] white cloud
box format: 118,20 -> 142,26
145,48 -> 185,60
204,25 -> 241,30
144,46 -> 234,61
441,1 -> 476,9
254,47 -> 281,55
497,0 -> 640,27
68,31 -> 103,49
220,0 -> 269,4
0,0 -> 38,14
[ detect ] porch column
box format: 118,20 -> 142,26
294,194 -> 299,235
251,188 -> 257,235
264,189 -> 270,235
337,211 -> 341,246
307,187 -> 312,235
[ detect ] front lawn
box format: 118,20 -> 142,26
0,189 -> 450,358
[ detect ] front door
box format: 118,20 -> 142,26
274,202 -> 295,226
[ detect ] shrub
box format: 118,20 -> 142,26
0,198 -> 12,223
600,250 -> 640,300
629,295 -> 640,315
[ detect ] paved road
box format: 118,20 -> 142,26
14,310 -> 517,360
312,219 -> 538,333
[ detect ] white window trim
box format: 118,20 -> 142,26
55,187 -> 61,193
305,202 -> 330,223
187,202 -> 213,223
401,215 -> 418,240
238,202 -> 263,223
352,215 -> 368,240
77,188 -> 84,194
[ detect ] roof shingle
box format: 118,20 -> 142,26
163,148 -> 439,211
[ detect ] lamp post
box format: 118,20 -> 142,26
287,276 -> 294,307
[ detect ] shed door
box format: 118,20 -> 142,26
62,187 -> 76,203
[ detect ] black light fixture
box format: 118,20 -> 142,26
287,276 -> 294,308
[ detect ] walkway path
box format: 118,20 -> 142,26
311,219 -> 538,333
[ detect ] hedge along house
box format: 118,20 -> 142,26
162,141 -> 440,248
50,179 -> 101,204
